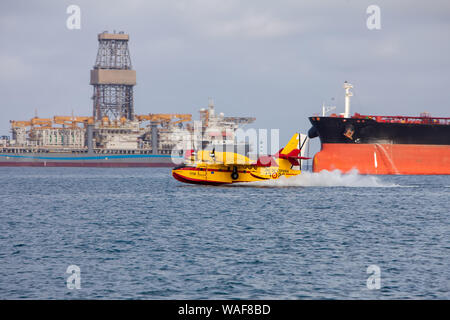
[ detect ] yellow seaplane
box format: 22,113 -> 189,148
172,133 -> 309,185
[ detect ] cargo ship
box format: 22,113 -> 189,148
0,31 -> 255,167
308,82 -> 450,175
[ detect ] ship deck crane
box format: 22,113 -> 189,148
53,116 -> 94,128
10,120 -> 32,128
135,114 -> 192,127
30,117 -> 53,129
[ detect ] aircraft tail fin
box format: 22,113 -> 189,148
275,133 -> 310,167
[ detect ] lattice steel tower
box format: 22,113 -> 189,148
90,31 -> 136,121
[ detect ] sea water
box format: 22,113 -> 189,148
0,167 -> 448,299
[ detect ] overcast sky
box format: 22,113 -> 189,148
1,0 -> 449,146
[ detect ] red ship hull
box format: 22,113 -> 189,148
313,143 -> 450,175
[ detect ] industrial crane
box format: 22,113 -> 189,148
10,120 -> 32,128
53,116 -> 94,128
135,114 -> 192,127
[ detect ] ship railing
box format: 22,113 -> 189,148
0,147 -> 177,155
91,148 -> 174,154
0,147 -> 90,153
352,114 -> 450,125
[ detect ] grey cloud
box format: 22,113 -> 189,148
0,0 -> 449,145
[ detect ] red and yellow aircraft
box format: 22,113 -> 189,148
172,133 -> 309,185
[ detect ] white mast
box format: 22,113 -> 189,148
322,102 -> 336,116
343,81 -> 353,118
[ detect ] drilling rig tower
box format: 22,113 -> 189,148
90,31 -> 136,121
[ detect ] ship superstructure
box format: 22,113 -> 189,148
0,31 -> 255,167
196,99 -> 255,152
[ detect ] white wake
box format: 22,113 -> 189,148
237,169 -> 399,188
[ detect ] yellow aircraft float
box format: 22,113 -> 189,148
172,133 -> 310,185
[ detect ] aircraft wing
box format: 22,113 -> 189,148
196,150 -> 254,165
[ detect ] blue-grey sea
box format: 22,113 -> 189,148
0,167 -> 448,299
